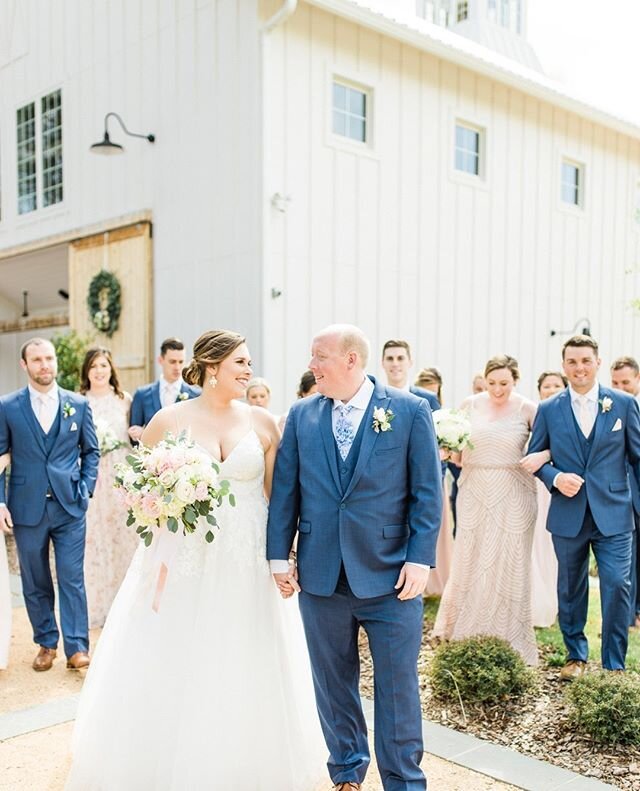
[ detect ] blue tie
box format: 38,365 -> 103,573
335,405 -> 355,461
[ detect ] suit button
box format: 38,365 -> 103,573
340,503 -> 346,510
341,467 -> 347,474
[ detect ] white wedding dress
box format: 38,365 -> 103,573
67,430 -> 327,791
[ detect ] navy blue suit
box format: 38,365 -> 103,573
409,385 -> 439,412
129,380 -> 200,428
528,386 -> 640,669
267,377 -> 442,789
0,387 -> 99,657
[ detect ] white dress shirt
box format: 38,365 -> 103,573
271,375 -> 428,574
28,383 -> 60,433
160,378 -> 183,409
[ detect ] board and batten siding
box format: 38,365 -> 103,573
263,2 -> 640,408
0,0 -> 264,373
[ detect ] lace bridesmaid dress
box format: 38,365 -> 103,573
433,398 -> 539,665
84,391 -> 138,628
530,480 -> 558,627
0,531 -> 10,669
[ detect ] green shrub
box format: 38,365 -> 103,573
52,330 -> 93,392
429,635 -> 535,705
567,671 -> 640,744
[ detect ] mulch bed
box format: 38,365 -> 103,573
358,625 -> 640,790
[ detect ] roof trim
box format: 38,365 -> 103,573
304,0 -> 640,141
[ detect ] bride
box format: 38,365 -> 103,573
66,330 -> 327,791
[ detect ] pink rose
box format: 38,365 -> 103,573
141,494 -> 162,519
194,481 -> 209,501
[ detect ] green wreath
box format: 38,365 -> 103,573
87,270 -> 121,337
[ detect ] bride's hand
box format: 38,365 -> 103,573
520,450 -> 551,474
273,570 -> 301,598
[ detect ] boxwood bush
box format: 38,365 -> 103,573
567,671 -> 640,744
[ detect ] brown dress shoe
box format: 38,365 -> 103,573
333,784 -> 361,790
66,651 -> 91,670
559,659 -> 586,681
33,646 -> 57,672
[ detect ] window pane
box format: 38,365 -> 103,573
16,101 -> 37,214
41,89 -> 63,207
348,116 -> 366,143
333,110 -> 347,137
333,82 -> 347,111
348,87 -> 366,118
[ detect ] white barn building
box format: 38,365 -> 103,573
0,0 -> 639,408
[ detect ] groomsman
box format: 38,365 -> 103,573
0,339 -> 99,671
381,339 -> 439,411
128,337 -> 200,442
610,356 -> 640,628
528,335 -> 640,678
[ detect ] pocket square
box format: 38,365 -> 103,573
70,421 -> 78,432
612,418 -> 622,432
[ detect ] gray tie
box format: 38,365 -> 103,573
335,405 -> 355,461
577,395 -> 593,438
37,395 -> 55,434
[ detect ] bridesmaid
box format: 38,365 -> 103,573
433,355 -> 547,665
414,367 -> 453,597
245,377 -> 272,409
520,371 -> 567,628
80,348 -> 138,627
0,452 -> 11,669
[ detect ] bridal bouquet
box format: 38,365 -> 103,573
114,432 -> 234,547
94,418 -> 126,455
431,408 -> 473,452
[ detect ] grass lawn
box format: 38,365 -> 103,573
425,585 -> 640,671
535,583 -> 640,671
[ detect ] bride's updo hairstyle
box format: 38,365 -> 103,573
182,330 -> 246,387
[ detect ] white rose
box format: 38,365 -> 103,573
158,469 -> 177,488
174,478 -> 197,504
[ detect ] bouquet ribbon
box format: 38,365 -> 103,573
151,524 -> 180,613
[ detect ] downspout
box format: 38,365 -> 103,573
261,0 -> 298,32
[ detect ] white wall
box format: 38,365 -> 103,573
262,2 -> 640,410
0,0 -> 265,376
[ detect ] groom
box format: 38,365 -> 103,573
267,324 -> 442,790
0,338 -> 99,671
528,335 -> 640,678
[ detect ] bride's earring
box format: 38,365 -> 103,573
209,375 -> 218,389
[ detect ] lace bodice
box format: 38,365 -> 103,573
87,390 -> 132,443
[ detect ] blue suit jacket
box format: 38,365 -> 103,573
129,380 -> 200,427
267,376 -> 443,598
0,388 -> 100,526
528,386 -> 640,538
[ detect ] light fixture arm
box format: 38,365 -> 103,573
103,112 -> 155,143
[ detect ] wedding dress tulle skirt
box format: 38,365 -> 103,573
67,432 -> 327,791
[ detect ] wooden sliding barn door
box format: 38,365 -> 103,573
68,222 -> 153,392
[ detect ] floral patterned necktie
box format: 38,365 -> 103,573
335,405 -> 355,461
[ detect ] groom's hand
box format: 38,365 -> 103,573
273,569 -> 301,598
0,504 -> 13,535
555,472 -> 584,498
395,563 -> 430,600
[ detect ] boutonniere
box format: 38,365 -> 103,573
62,402 -> 76,419
372,406 -> 394,433
599,397 -> 613,413
176,392 -> 189,402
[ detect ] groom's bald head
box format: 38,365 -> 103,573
314,324 -> 370,368
309,324 -> 370,401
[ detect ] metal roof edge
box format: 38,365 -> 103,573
304,0 -> 640,142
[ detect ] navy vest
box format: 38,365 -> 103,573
333,409 -> 368,493
570,406 -> 596,461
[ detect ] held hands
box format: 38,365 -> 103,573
127,425 -> 144,442
273,566 -> 301,599
394,563 -> 430,600
0,504 -> 13,535
519,450 -> 551,475
555,472 -> 584,498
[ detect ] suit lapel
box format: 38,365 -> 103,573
319,397 -> 342,495
151,382 -> 162,414
558,389 -> 586,464
19,388 -> 47,455
589,387 -> 613,461
342,378 -> 387,500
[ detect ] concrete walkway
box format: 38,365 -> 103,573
1,584 -> 615,791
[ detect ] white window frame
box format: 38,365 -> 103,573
452,119 -> 486,182
16,100 -> 37,215
326,72 -> 377,158
15,86 -> 64,220
560,157 -> 584,211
